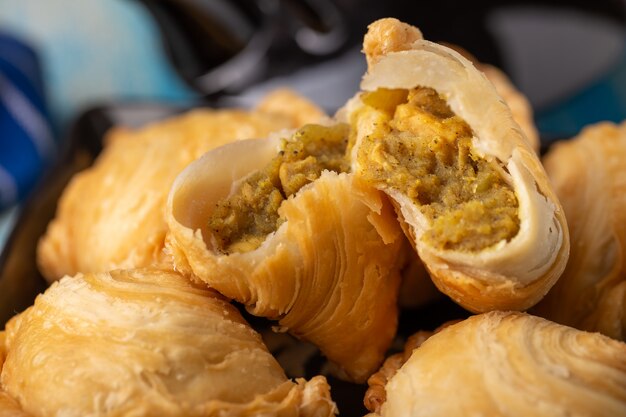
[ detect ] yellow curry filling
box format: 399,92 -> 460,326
208,124 -> 350,254
355,87 -> 520,251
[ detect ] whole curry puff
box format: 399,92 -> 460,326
340,18 -> 569,312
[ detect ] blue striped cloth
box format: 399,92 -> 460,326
0,31 -> 55,210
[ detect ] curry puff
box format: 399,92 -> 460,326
396,49 -> 540,310
536,121 -> 626,341
166,124 -> 404,383
341,18 -> 569,312
365,311 -> 626,417
0,269 -> 336,417
37,90 -> 325,282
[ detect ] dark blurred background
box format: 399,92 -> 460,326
1,0 -> 626,219
2,1 -> 626,130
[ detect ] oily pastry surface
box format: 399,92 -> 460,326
166,133 -> 404,383
0,269 -> 336,417
37,91 -> 325,282
341,18 -> 569,312
535,121 -> 626,340
370,311 -> 626,417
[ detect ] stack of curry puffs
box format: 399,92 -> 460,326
1,18 -> 625,416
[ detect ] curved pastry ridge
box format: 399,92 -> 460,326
341,18 -> 569,312
37,91 -> 325,282
0,269 -> 336,417
369,312 -> 626,417
536,121 -> 626,340
276,172 -> 402,377
166,127 -> 404,382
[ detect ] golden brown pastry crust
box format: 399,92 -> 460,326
369,311 -> 626,417
166,136 -> 404,383
535,121 -> 626,340
0,269 -> 336,417
37,91 -> 325,282
341,18 -> 569,312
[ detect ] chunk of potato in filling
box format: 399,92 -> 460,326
356,87 -> 520,251
207,124 -> 350,254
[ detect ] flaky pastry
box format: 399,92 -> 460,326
37,91 -> 325,282
166,125 -> 404,383
366,311 -> 626,417
0,269 -> 336,417
340,18 -> 569,312
535,121 -> 626,340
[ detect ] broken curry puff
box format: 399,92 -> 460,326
166,123 -> 404,383
0,269 -> 336,417
37,90 -> 325,282
341,18 -> 569,312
